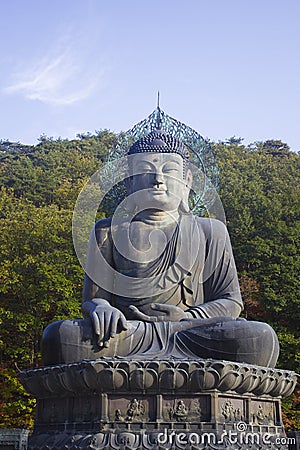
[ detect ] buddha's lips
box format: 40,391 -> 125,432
149,189 -> 167,194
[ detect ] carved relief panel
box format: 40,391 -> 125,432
251,400 -> 275,425
219,397 -> 244,422
109,396 -> 154,422
162,396 -> 210,422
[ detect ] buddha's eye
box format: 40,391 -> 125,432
136,165 -> 153,174
162,164 -> 181,174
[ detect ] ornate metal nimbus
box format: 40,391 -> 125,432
102,107 -> 219,217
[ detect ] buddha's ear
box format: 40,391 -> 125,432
124,176 -> 137,214
180,169 -> 193,214
125,175 -> 133,195
185,168 -> 193,189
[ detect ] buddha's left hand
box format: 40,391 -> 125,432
129,303 -> 193,322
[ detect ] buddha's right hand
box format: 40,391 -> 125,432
82,299 -> 128,348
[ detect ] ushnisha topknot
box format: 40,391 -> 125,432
128,130 -> 190,160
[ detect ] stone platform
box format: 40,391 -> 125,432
19,358 -> 298,449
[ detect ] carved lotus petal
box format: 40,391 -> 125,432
190,368 -> 219,390
113,368 -> 128,389
279,376 -> 298,398
252,375 -> 276,395
92,361 -> 110,373
269,373 -> 287,397
53,371 -> 77,392
209,361 -> 231,378
90,433 -> 108,449
58,369 -> 89,393
97,368 -> 127,390
130,368 -> 157,390
159,368 -> 187,390
146,361 -> 161,372
143,431 -> 161,447
262,376 -> 278,394
111,431 -> 140,449
81,365 -> 100,390
116,361 -> 131,371
248,374 -> 262,393
20,373 -> 45,397
41,370 -> 65,394
217,370 -> 243,392
75,368 -> 94,390
235,373 -> 258,394
158,362 -> 172,372
77,434 -> 95,447
177,362 -> 190,372
189,361 -> 205,373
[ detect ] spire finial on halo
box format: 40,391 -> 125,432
155,91 -> 162,130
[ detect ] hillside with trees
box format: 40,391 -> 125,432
0,132 -> 299,429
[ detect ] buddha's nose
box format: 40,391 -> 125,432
152,172 -> 164,187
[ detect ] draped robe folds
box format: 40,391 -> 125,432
42,214 -> 279,367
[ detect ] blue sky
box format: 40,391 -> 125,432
0,0 -> 299,151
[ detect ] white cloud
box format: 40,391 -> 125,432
3,32 -> 105,106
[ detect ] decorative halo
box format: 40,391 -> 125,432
101,107 -> 219,217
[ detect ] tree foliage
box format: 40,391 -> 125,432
0,132 -> 299,429
214,140 -> 300,373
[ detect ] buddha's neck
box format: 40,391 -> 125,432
134,209 -> 180,226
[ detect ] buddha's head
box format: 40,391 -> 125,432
126,131 -> 192,214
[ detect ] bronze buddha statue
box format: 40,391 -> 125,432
42,130 -> 279,368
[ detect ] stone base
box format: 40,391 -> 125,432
0,428 -> 29,450
28,394 -> 288,449
19,358 -> 298,449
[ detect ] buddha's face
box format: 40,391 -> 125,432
128,152 -> 188,212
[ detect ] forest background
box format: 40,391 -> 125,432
0,131 -> 299,429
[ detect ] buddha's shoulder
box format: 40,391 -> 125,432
94,217 -> 129,234
187,215 -> 228,238
95,218 -> 112,231
92,219 -> 112,243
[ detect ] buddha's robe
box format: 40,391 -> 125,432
42,215 -> 279,367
